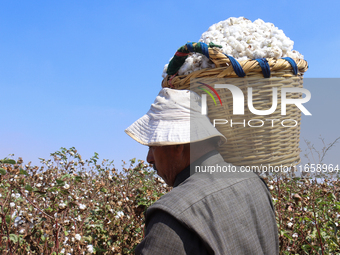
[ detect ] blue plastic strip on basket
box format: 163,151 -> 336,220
186,42 -> 194,53
282,57 -> 298,75
254,58 -> 271,78
200,42 -> 210,59
223,54 -> 246,77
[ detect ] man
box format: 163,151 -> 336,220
125,88 -> 279,254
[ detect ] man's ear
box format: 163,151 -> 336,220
175,144 -> 190,158
174,144 -> 185,155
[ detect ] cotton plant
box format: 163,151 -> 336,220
0,148 -> 178,254
1,147 -> 340,253
162,17 -> 304,77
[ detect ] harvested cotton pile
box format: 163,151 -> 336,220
162,17 -> 303,78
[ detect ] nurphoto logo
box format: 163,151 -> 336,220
199,83 -> 312,128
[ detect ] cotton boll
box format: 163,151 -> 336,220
204,37 -> 211,44
294,51 -> 304,59
178,57 -> 193,74
207,24 -> 217,31
238,56 -> 248,61
272,38 -> 283,48
212,30 -> 220,37
218,33 -> 226,41
235,17 -> 247,24
235,32 -> 243,41
219,39 -> 228,46
201,56 -> 213,69
240,40 -> 248,48
201,59 -> 210,69
261,38 -> 272,48
162,64 -> 169,78
286,50 -> 301,59
268,46 -> 282,58
253,18 -> 265,26
265,22 -> 275,29
252,32 -> 262,40
235,42 -> 245,52
231,49 -> 239,58
226,17 -> 235,26
282,39 -> 294,50
253,49 -> 266,59
275,34 -> 287,43
163,64 -> 168,72
193,54 -> 203,67
244,48 -> 254,59
223,45 -> 233,55
186,56 -> 194,66
238,51 -> 247,58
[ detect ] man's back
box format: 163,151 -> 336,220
135,151 -> 279,255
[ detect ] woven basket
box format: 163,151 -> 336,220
162,43 -> 309,167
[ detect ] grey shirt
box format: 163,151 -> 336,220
135,151 -> 279,255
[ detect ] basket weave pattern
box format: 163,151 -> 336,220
162,47 -> 309,167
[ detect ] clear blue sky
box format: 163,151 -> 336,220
1,0 -> 339,169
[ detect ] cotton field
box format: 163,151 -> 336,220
0,147 -> 339,254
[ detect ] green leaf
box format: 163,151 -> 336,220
61,190 -> 69,195
0,168 -> 6,175
56,179 -> 65,186
19,168 -> 29,176
44,207 -> 53,213
301,244 -> 311,252
100,188 -> 108,193
5,215 -> 11,224
95,247 -> 107,252
329,193 -> 336,200
84,236 -> 92,243
315,198 -> 322,204
283,233 -> 293,240
61,174 -> 70,180
34,190 -> 46,194
48,187 -> 58,192
25,184 -> 33,192
9,234 -> 18,243
74,176 -> 82,182
0,159 -> 16,164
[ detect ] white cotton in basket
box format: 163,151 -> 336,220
162,17 -> 304,78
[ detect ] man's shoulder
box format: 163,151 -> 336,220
147,170 -> 265,217
147,151 -> 272,219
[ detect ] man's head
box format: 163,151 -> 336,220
146,137 -> 220,186
146,144 -> 189,186
125,88 -> 227,186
